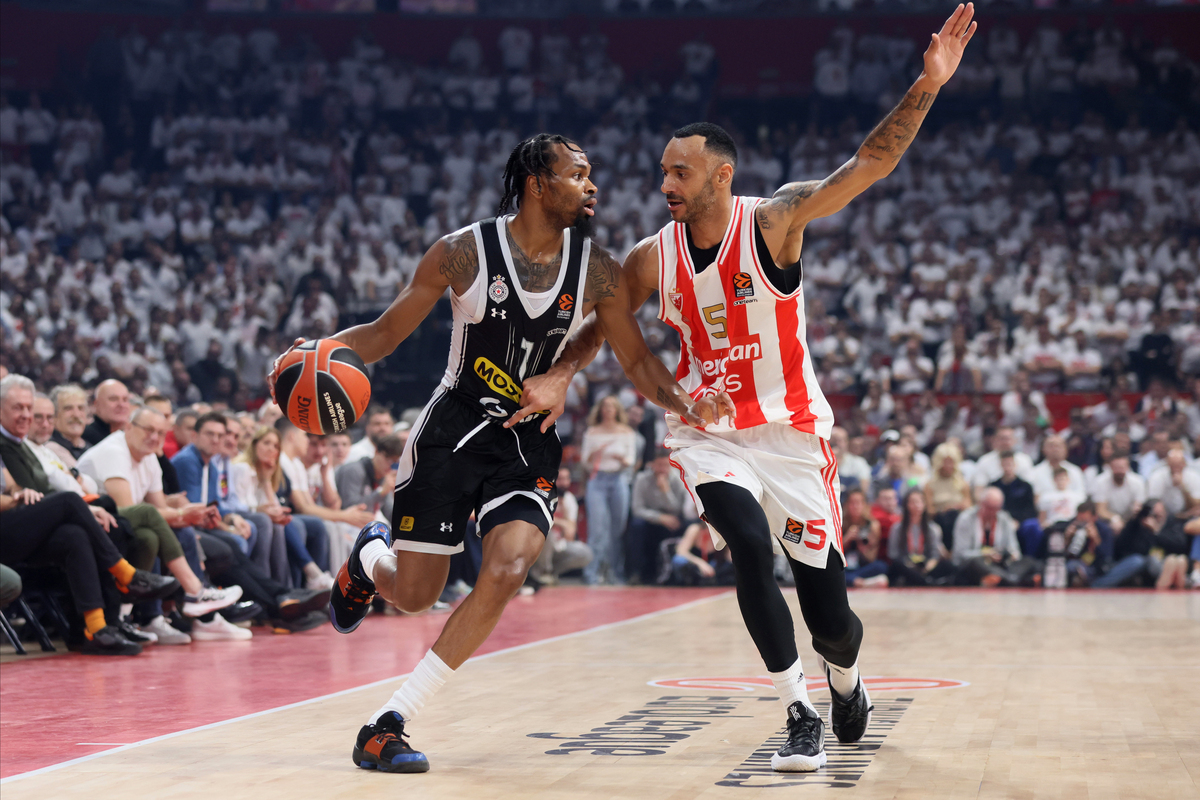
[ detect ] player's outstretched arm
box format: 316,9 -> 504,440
755,3 -> 977,236
269,231 -> 470,400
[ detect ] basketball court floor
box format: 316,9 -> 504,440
1,586 -> 1196,799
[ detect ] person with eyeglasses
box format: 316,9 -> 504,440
78,405 -> 242,624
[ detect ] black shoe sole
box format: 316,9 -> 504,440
124,579 -> 183,602
351,747 -> 430,773
278,590 -> 330,620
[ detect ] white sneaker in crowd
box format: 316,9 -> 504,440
191,614 -> 253,641
305,571 -> 335,591
1189,569 -> 1200,590
182,585 -> 244,617
139,615 -> 192,645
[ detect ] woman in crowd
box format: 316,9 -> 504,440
887,489 -> 953,586
1082,436 -> 1115,497
924,441 -> 973,549
581,395 -> 638,585
230,427 -> 324,589
841,489 -> 888,587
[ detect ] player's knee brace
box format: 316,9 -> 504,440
811,610 -> 863,669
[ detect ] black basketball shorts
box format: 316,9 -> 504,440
390,388 -> 561,555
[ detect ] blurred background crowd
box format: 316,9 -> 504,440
1,1 -> 1198,653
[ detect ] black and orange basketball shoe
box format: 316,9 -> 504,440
329,521 -> 391,634
353,711 -> 429,773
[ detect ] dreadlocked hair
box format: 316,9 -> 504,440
498,134 -> 582,215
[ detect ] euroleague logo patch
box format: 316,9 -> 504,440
534,477 -> 555,497
732,272 -> 754,298
783,518 -> 805,544
647,676 -> 969,693
557,294 -> 574,319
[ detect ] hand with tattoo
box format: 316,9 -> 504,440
922,3 -> 977,87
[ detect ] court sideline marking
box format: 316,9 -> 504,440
1,590 -> 733,785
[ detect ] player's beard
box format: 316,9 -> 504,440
572,209 -> 595,237
675,177 -> 718,226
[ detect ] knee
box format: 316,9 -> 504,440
390,581 -> 442,614
479,555 -> 533,597
812,611 -> 863,661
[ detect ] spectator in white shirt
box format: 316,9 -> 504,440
1146,447 -> 1200,518
347,406 -> 394,462
972,426 -> 1035,491
1037,467 -> 1086,528
892,337 -> 934,394
1092,456 -> 1146,530
1028,435 -> 1086,498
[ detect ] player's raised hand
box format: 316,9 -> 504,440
923,3 -> 977,87
268,337 -> 306,404
505,369 -> 570,433
682,392 -> 737,428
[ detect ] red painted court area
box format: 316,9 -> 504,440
0,587 -> 725,778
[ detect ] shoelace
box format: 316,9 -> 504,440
343,579 -> 374,604
786,713 -> 822,750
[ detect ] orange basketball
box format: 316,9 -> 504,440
275,339 -> 371,434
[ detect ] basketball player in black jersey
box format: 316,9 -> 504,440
269,134 -> 732,773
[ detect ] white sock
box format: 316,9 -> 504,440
358,539 -> 392,584
768,658 -> 814,715
826,660 -> 860,698
369,650 -> 454,725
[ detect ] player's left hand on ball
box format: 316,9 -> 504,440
268,337 -> 306,403
683,392 -> 736,428
506,370 -> 569,433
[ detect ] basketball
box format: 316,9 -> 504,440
274,339 -> 371,435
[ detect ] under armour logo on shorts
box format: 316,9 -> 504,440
440,522 -> 453,532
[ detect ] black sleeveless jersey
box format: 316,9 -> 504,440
441,216 -> 590,423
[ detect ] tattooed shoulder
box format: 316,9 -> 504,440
759,181 -> 820,227
585,244 -> 621,305
438,230 -> 479,288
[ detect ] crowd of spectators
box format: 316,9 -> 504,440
1,12 -> 1199,654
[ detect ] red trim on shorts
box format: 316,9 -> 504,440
819,438 -> 843,553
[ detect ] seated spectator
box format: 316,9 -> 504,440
23,392 -> 99,495
277,420 -> 374,588
924,441 -> 972,544
327,432 -> 353,468
626,448 -> 693,585
77,405 -> 242,623
82,379 -> 132,446
1028,435 -> 1086,498
842,489 -> 887,587
991,451 -> 1039,527
1146,446 -> 1200,519
951,487 -> 1035,587
869,443 -> 913,501
231,426 -> 301,586
164,407 -> 199,459
1036,501 -> 1114,587
1092,501 -> 1167,588
972,426 -> 1034,491
1,463 -> 180,654
1092,455 -> 1146,531
886,489 -> 951,586
831,426 -> 870,492
214,417 -> 286,585
530,467 -> 592,586
1037,467 -> 1086,528
870,487 -> 901,553
347,405 -> 395,461
333,432 -> 404,568
45,383 -> 90,465
668,521 -> 732,586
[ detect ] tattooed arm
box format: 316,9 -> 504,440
755,3 -> 977,259
506,238 -> 734,431
268,231 -> 473,395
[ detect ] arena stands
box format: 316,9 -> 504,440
0,3 -> 1197,605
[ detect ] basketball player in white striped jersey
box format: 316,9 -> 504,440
512,3 -> 978,771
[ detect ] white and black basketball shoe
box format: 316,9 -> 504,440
771,701 -> 826,772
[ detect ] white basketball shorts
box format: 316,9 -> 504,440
664,416 -> 845,570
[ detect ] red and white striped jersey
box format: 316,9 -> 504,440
656,196 -> 834,438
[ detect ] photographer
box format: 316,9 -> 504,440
1035,501 -> 1113,587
